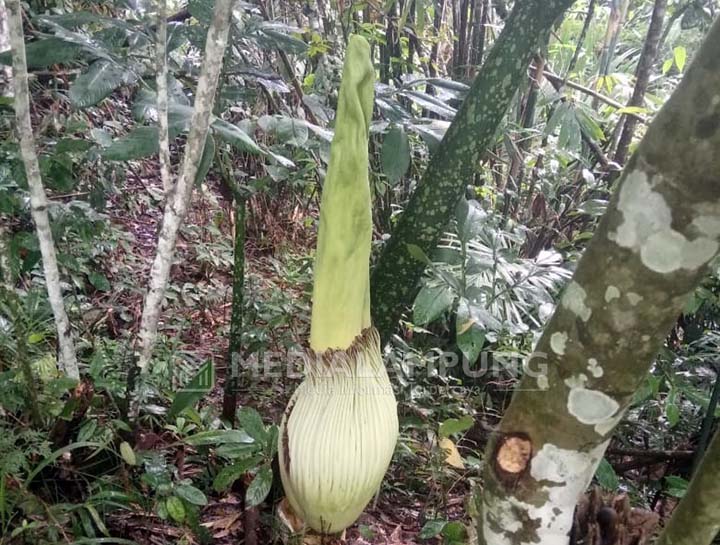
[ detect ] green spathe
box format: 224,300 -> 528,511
278,35 -> 398,534
310,34 -> 374,353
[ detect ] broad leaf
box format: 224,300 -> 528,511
100,127 -> 158,161
69,60 -> 137,108
246,466 -> 272,507
382,126 -> 411,184
413,284 -> 454,326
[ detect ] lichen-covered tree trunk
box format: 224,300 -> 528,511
156,0 -> 173,197
656,430 -> 720,545
478,16 -> 720,545
370,0 -> 575,344
0,222 -> 12,290
614,0 -> 667,166
8,0 -> 79,379
136,0 -> 235,373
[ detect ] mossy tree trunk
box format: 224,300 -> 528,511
222,192 -> 246,423
370,0 -> 575,344
478,16 -> 720,545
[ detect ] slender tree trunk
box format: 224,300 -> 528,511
222,193 -> 246,423
691,368 -> 720,474
370,0 -> 576,344
136,0 -> 235,372
8,0 -> 79,379
563,0 -> 596,84
156,0 -> 173,197
478,17 -> 720,544
0,221 -> 12,290
594,0 -> 629,109
428,0 -> 446,79
614,0 -> 668,167
656,430 -> 720,545
469,0 -> 488,73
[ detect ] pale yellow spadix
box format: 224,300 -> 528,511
278,35 -> 399,535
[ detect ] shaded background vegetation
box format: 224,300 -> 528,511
0,0 -> 719,543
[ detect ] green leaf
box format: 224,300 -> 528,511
274,116 -> 310,147
406,243 -> 431,265
456,299 -> 486,364
442,521 -> 467,542
665,401 -> 680,427
168,360 -> 215,418
665,475 -> 689,498
101,127 -> 158,161
175,484 -> 207,506
166,496 -> 186,523
216,443 -> 257,458
252,23 -> 308,55
673,46 -> 687,72
185,429 -> 254,446
194,135 -> 215,186
245,467 -> 272,507
213,456 -> 263,492
88,272 -> 111,291
662,58 -> 674,75
439,416 -> 474,438
188,0 -> 214,25
419,519 -> 446,539
0,37 -> 85,68
237,407 -> 268,443
69,60 -> 137,109
211,119 -> 264,155
594,458 -> 619,490
413,284 -> 454,326
382,126 -> 411,184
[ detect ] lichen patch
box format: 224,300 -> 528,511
550,332 -> 568,355
567,388 -> 620,426
610,170 -> 718,273
562,281 -> 592,322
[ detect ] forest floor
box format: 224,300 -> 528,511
95,163 -> 475,544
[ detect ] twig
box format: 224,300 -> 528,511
539,67 -> 648,124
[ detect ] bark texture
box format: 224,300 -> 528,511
370,0 -> 576,344
0,222 -> 12,289
222,195 -> 246,422
156,0 -> 173,197
8,0 -> 79,379
479,16 -> 720,545
614,0 -> 668,166
137,0 -> 235,372
656,430 -> 720,545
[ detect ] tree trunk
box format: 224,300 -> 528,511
156,0 -> 173,197
222,193 -> 246,423
594,0 -> 630,109
656,430 -> 720,545
563,0 -> 596,84
469,0 -> 488,73
428,0 -> 446,79
478,16 -> 720,545
136,0 -> 235,373
370,0 -> 576,345
8,0 -> 79,379
0,222 -> 12,290
614,0 -> 668,167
